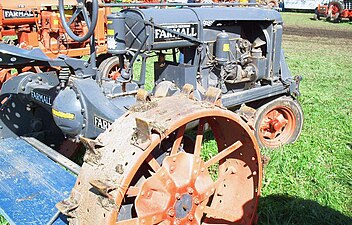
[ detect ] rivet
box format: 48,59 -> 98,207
168,208 -> 175,217
187,187 -> 194,194
175,193 -> 181,200
188,215 -> 194,221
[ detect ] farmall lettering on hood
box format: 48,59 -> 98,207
154,23 -> 198,42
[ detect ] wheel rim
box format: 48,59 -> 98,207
331,5 -> 340,14
120,113 -> 261,224
63,94 -> 261,225
258,106 -> 296,147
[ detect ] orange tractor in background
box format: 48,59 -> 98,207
0,0 -> 112,87
315,0 -> 352,22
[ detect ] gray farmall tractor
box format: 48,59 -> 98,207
0,1 -> 302,224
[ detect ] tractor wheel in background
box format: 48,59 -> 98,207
59,86 -> 262,225
314,8 -> 322,20
97,56 -> 123,83
326,1 -> 343,22
267,0 -> 278,8
254,96 -> 303,148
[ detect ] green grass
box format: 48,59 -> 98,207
281,12 -> 352,29
256,12 -> 352,225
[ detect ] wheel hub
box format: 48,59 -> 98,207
175,194 -> 193,219
135,152 -> 213,224
261,109 -> 289,140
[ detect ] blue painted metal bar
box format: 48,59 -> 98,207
0,138 -> 76,225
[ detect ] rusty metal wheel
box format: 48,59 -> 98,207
98,56 -> 123,83
254,96 -> 303,148
59,88 -> 261,225
327,1 -> 343,22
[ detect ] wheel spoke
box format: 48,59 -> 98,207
170,125 -> 186,155
204,141 -> 242,168
126,186 -> 140,197
203,206 -> 237,222
194,119 -> 206,158
277,114 -> 288,127
67,8 -> 82,26
198,168 -> 233,200
81,7 -> 91,27
145,154 -> 161,172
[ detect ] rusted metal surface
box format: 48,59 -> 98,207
254,97 -> 303,148
258,105 -> 294,147
60,87 -> 262,224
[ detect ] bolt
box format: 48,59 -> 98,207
21,86 -> 25,91
28,78 -> 32,82
166,179 -> 172,186
38,77 -> 42,81
141,191 -> 145,196
168,208 -> 175,217
170,166 -> 175,172
173,219 -> 180,225
175,193 -> 181,200
194,197 -> 200,205
187,187 -> 194,194
201,167 -> 205,172
173,157 -> 177,162
188,215 -> 194,221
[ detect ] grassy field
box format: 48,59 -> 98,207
0,12 -> 351,225
257,12 -> 352,225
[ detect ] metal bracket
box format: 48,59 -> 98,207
56,199 -> 79,216
89,180 -> 117,199
182,84 -> 194,99
80,136 -> 104,155
203,86 -> 222,107
132,117 -> 152,150
236,104 -> 256,130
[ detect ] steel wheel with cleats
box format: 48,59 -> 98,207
60,87 -> 262,225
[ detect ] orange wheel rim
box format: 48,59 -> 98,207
258,106 -> 296,147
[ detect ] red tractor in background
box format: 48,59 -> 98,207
0,0 -> 112,88
314,0 -> 352,22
